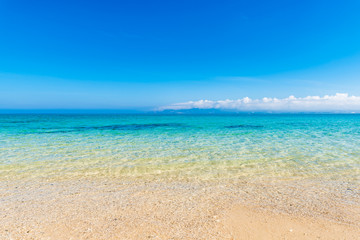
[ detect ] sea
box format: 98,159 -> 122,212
1,114 -> 360,183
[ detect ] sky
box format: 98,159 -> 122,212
1,0 -> 360,111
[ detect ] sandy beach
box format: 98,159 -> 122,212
1,177 -> 360,239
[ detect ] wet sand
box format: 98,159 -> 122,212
1,178 -> 360,239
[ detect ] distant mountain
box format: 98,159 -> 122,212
154,108 -> 251,115
153,108 -> 360,115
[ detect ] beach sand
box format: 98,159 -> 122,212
1,177 -> 360,239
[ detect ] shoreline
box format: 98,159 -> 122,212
1,177 -> 359,239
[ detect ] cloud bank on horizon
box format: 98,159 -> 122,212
158,93 -> 360,113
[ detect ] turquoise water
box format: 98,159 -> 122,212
1,114 -> 360,181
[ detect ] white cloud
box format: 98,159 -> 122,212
158,93 -> 360,112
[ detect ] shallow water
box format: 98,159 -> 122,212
1,114 -> 360,182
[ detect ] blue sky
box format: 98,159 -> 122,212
1,0 -> 360,110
